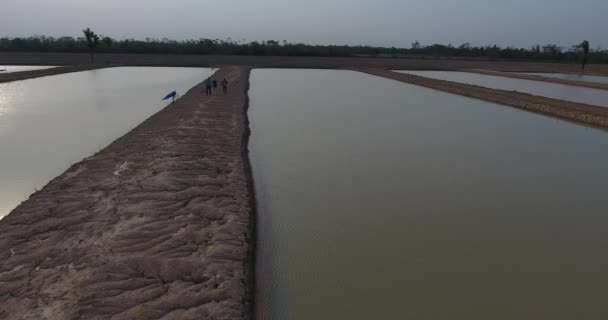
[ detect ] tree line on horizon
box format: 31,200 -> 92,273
0,31 -> 603,65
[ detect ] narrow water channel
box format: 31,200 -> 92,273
0,67 -> 213,217
249,69 -> 608,320
395,70 -> 608,107
524,72 -> 608,84
0,65 -> 55,73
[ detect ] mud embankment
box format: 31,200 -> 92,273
356,68 -> 608,130
0,66 -> 254,320
0,65 -> 108,83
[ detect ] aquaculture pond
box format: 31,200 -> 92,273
250,69 -> 608,320
0,67 -> 213,217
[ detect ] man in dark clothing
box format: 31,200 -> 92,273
205,78 -> 213,96
213,79 -> 218,93
221,78 -> 229,94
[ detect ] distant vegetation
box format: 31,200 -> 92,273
1,34 -> 606,64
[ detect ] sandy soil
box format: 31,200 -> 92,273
356,68 -> 608,129
464,69 -> 608,91
2,52 -> 608,75
0,66 -> 254,320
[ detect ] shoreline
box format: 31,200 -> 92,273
2,52 -> 608,75
240,67 -> 258,319
0,66 -> 255,319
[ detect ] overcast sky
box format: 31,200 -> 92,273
2,0 -> 606,48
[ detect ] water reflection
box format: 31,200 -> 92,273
0,67 -> 213,218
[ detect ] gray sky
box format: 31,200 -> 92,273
2,0 -> 606,48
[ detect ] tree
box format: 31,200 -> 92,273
83,28 -> 99,63
102,36 -> 113,48
579,40 -> 590,73
411,40 -> 421,49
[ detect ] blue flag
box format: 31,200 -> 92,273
162,91 -> 177,100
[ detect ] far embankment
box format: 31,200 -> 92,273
0,64 -> 107,83
355,68 -> 608,130
2,51 -> 608,74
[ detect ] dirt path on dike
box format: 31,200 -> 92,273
355,68 -> 608,130
0,66 -> 255,320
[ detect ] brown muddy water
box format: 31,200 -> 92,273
0,67 -> 213,217
249,69 -> 608,320
396,70 -> 608,108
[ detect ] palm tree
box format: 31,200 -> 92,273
580,40 -> 590,73
83,28 -> 100,63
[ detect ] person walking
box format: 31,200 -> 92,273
205,77 -> 213,96
212,79 -> 218,93
221,78 -> 229,94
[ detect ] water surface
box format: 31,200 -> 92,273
0,65 -> 55,73
0,67 -> 213,217
250,69 -> 608,320
524,72 -> 608,84
395,70 -> 608,107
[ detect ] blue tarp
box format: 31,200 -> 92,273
162,91 -> 177,100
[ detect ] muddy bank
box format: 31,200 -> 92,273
2,52 -> 608,75
0,66 -> 254,319
464,69 -> 608,91
0,65 -> 107,83
356,68 -> 608,129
